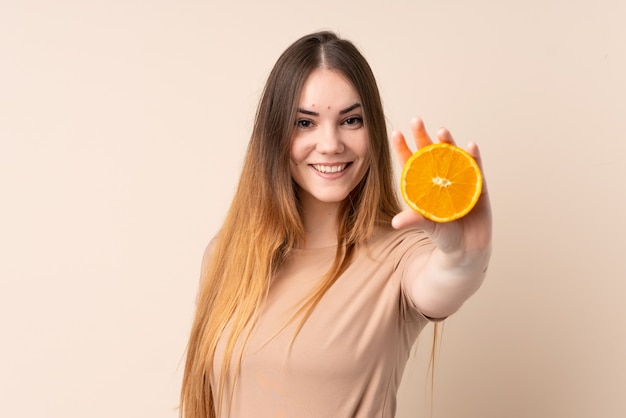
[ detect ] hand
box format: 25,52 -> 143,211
390,117 -> 492,258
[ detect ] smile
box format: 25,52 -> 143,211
311,164 -> 349,173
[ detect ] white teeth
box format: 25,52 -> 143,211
313,164 -> 347,173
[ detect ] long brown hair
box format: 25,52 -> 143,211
180,31 -> 404,417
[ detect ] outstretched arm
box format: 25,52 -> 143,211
391,117 -> 492,319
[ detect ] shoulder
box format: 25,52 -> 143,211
195,236 -> 218,304
201,237 -> 218,275
358,225 -> 434,281
365,225 -> 432,257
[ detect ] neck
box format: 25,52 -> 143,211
299,194 -> 342,249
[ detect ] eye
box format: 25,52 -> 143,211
296,119 -> 313,129
343,116 -> 364,127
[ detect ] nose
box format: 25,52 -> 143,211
316,126 -> 344,154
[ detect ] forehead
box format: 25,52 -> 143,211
298,68 -> 361,108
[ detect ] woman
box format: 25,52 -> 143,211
180,31 -> 492,417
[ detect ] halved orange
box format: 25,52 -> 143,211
400,143 -> 482,222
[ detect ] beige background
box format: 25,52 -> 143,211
1,1 -> 625,417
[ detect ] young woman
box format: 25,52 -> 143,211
180,31 -> 492,418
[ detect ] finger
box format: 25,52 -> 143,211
466,141 -> 481,161
390,130 -> 413,165
391,209 -> 435,234
411,117 -> 432,149
466,141 -> 489,195
436,127 -> 456,146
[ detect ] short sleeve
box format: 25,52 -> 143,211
391,228 -> 446,323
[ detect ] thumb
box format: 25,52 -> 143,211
391,210 -> 435,234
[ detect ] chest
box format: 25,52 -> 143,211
240,249 -> 411,380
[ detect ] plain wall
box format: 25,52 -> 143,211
1,1 -> 625,417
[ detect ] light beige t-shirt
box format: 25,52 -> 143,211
212,226 -> 434,417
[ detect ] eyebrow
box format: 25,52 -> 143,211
296,103 -> 362,117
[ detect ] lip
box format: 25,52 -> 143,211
309,162 -> 352,178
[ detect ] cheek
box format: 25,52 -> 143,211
355,129 -> 369,151
289,159 -> 303,183
289,151 -> 300,173
357,136 -> 371,162
289,137 -> 308,164
356,139 -> 372,176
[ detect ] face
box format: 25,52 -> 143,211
290,68 -> 370,208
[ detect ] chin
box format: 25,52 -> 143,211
312,192 -> 352,204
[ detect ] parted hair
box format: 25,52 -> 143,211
179,31 -> 402,417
